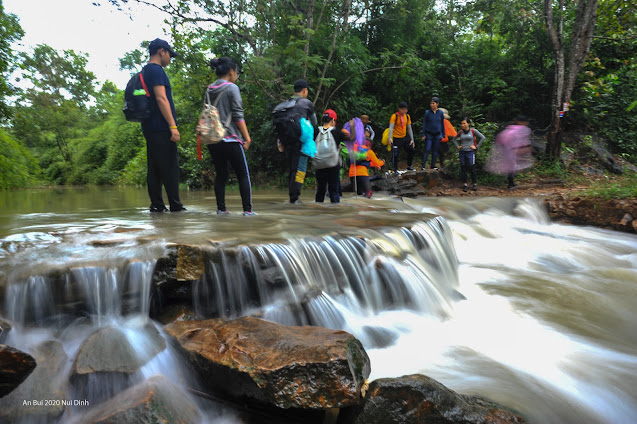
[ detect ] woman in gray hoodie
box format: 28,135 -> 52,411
452,118 -> 485,192
206,57 -> 254,215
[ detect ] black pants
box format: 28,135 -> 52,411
350,176 -> 371,195
208,142 -> 252,212
285,148 -> 308,203
315,166 -> 340,203
144,131 -> 183,211
391,136 -> 415,171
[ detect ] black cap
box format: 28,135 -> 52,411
149,38 -> 178,58
431,97 -> 440,104
294,79 -> 309,92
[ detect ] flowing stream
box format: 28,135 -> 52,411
0,187 -> 635,423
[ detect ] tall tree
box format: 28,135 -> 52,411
12,45 -> 96,182
0,3 -> 24,121
544,0 -> 599,158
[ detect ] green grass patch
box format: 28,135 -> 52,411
579,172 -> 637,199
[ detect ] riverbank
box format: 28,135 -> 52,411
369,168 -> 637,234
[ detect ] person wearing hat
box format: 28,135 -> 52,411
420,97 -> 446,170
437,108 -> 457,169
360,115 -> 375,141
387,102 -> 416,171
141,38 -> 185,212
282,79 -> 318,204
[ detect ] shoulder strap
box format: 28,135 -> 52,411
138,72 -> 150,96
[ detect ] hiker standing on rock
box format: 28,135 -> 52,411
437,108 -> 457,170
388,102 -> 415,172
420,97 -> 446,171
452,118 -> 485,192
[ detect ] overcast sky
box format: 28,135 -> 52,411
5,0 -> 172,88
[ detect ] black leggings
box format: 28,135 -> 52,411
208,142 -> 252,212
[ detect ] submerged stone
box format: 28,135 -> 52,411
343,374 -> 525,424
72,323 -> 166,376
77,375 -> 201,424
164,316 -> 371,409
0,344 -> 36,398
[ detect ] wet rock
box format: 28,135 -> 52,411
619,213 -> 633,226
76,375 -> 201,424
72,323 -> 166,376
591,142 -> 623,175
0,341 -> 67,421
544,197 -> 637,234
70,322 -> 167,404
342,374 -> 525,424
164,316 -> 370,409
177,244 -> 205,281
0,319 -> 11,343
155,303 -> 199,325
0,344 -> 36,398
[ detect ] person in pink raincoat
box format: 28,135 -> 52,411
486,116 -> 533,188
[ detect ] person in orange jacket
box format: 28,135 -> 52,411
347,138 -> 385,198
437,108 -> 457,169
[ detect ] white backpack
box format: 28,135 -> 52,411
197,86 -> 232,145
313,127 -> 341,169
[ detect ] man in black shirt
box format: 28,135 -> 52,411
141,38 -> 185,212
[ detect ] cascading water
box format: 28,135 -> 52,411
0,188 -> 635,423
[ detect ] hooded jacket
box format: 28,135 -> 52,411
206,79 -> 246,144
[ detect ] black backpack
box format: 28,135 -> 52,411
123,70 -> 151,122
272,99 -> 302,146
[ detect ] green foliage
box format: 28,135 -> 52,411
3,0 -> 636,191
0,4 -> 24,121
0,129 -> 40,189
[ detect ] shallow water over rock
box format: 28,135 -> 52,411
0,188 -> 635,423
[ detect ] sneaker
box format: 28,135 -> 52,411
170,206 -> 187,212
243,211 -> 257,216
508,184 -> 518,189
472,184 -> 477,191
433,167 -> 439,171
406,166 -> 415,171
150,206 -> 168,213
216,210 -> 229,215
463,184 -> 469,192
364,190 -> 373,199
420,167 -> 426,171
290,199 -> 303,205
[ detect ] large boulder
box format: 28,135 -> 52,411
70,322 -> 166,404
342,374 -> 524,424
164,316 -> 371,409
72,323 -> 166,376
0,344 -> 36,398
0,341 -> 67,421
75,375 -> 201,424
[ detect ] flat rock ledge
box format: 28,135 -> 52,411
164,316 -> 371,410
341,374 -> 525,424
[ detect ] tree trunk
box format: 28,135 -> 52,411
544,0 -> 599,159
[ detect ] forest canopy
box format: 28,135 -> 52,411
1,0 -> 635,189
